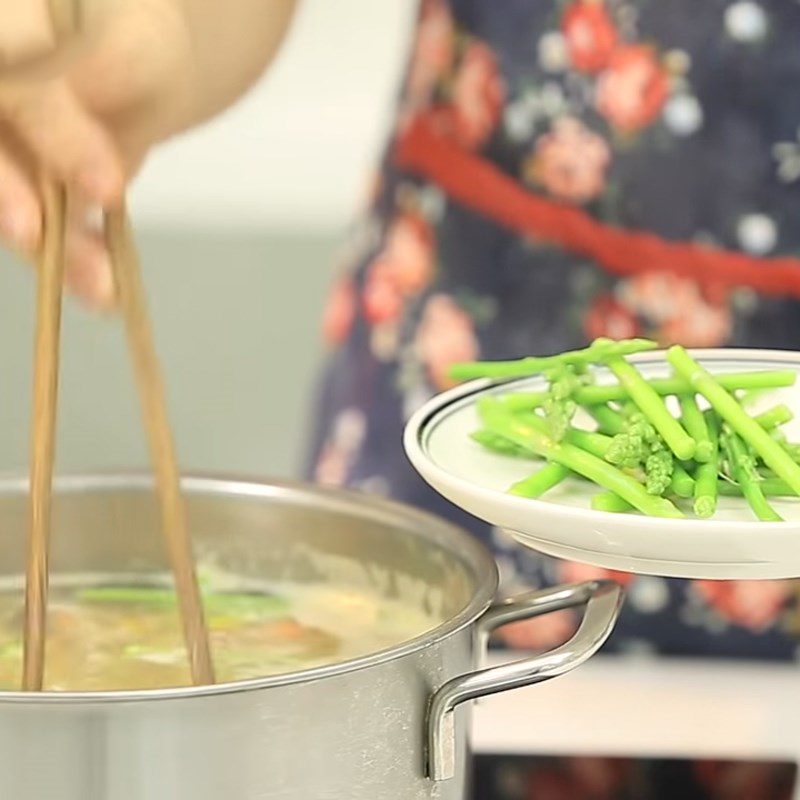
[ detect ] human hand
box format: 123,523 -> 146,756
0,0 -> 199,307
0,0 -> 296,309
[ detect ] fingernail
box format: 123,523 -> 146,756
0,208 -> 37,252
66,254 -> 117,312
83,204 -> 104,234
92,256 -> 117,310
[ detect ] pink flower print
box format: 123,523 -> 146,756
524,759 -> 635,800
450,40 -> 506,150
322,276 -> 357,346
562,0 -> 618,74
568,758 -> 636,799
693,580 -> 795,632
415,294 -> 479,390
497,610 -> 578,651
382,212 -> 435,295
404,0 -> 455,112
694,761 -> 794,800
584,293 -> 642,341
617,271 -> 683,325
314,408 -> 367,487
525,117 -> 611,203
617,272 -> 732,347
362,259 -> 404,325
314,445 -> 349,488
659,304 -> 732,347
557,560 -> 636,588
596,45 -> 669,133
525,768 -> 575,800
362,212 -> 436,327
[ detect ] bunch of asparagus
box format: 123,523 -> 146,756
452,339 -> 800,521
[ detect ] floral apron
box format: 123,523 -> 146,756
307,0 -> 800,663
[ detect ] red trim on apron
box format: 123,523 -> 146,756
394,114 -> 800,299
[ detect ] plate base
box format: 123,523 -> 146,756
510,531 -> 799,580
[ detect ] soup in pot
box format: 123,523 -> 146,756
0,578 -> 441,691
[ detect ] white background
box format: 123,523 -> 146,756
130,0 -> 415,231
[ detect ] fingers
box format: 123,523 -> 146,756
0,79 -> 125,207
0,1 -> 55,68
0,74 -> 144,312
0,138 -> 117,311
63,193 -> 116,311
0,135 -> 41,255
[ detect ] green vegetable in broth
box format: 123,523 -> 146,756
77,586 -> 291,619
0,580 -> 440,691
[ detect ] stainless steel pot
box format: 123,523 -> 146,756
0,475 -> 622,800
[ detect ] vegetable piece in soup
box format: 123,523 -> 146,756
0,580 -> 440,691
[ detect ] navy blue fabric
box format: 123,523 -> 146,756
306,0 -> 800,662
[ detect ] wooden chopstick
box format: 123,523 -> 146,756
23,198 -> 216,689
106,207 -> 215,686
23,0 -> 214,689
48,0 -> 82,42
22,181 -> 67,691
20,0 -> 82,695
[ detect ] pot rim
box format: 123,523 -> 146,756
0,473 -> 498,704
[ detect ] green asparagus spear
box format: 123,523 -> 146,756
693,411 -> 720,518
478,398 -> 683,518
754,404 -> 794,431
770,429 -> 787,445
573,370 -> 796,405
502,392 -> 548,411
720,427 -> 783,522
515,411 -> 613,458
587,404 -> 627,435
669,464 -> 695,499
601,411 -> 674,494
510,464 -> 572,498
500,371 -> 796,411
541,408 -> 677,497
717,477 -> 796,497
77,586 -> 290,617
606,357 -> 696,461
645,448 -> 674,495
784,443 -> 800,464
565,427 -> 614,458
471,429 -> 534,458
512,412 -> 612,458
591,492 -> 634,513
541,364 -> 584,441
668,346 -> 800,496
764,431 -> 800,465
678,395 -> 713,462
450,338 -> 658,381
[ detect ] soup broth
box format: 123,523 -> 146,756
0,579 -> 441,691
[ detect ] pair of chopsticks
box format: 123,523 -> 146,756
22,0 -> 214,691
20,0 -> 214,691
21,190 -> 215,691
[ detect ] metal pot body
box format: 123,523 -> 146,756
0,476 -> 622,800
0,637 -> 474,800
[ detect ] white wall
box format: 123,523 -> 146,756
130,0 -> 415,231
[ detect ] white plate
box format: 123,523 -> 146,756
404,349 -> 800,580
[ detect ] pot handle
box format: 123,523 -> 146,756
426,579 -> 624,781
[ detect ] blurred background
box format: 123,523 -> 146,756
0,0 -> 414,479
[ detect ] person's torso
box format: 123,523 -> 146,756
310,0 -> 800,660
